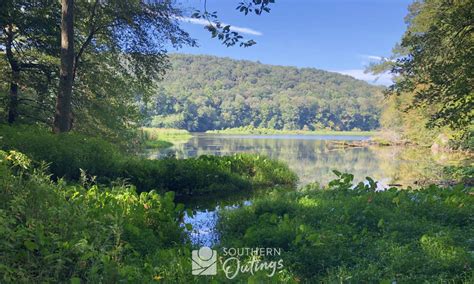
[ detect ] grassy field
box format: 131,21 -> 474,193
206,126 -> 378,136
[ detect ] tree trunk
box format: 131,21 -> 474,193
54,0 -> 75,133
5,25 -> 19,124
7,72 -> 19,124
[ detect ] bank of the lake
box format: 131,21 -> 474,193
146,133 -> 472,187
155,132 -> 472,252
1,126 -> 472,283
140,127 -> 193,149
206,126 -> 378,136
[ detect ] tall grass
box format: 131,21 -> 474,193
140,127 -> 192,143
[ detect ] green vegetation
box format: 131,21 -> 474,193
0,1 -> 273,135
139,128 -> 192,149
0,0 -> 472,282
207,126 -> 377,136
0,125 -> 297,197
218,172 -> 474,282
370,0 -> 473,150
143,139 -> 174,149
141,127 -> 192,144
0,150 -> 192,282
142,54 -> 384,132
3,149 -> 472,283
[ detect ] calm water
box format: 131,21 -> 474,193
146,133 -> 468,186
145,133 -> 470,246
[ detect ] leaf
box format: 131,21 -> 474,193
24,240 -> 38,251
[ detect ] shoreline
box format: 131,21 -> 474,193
204,128 -> 378,136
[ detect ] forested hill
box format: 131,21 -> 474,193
142,54 -> 385,132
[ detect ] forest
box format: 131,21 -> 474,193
0,0 -> 473,282
142,54 -> 384,132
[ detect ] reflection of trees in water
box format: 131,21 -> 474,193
146,136 -> 470,186
372,146 -> 470,186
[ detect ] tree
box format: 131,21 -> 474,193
143,54 -> 383,132
0,0 -> 59,124
372,0 -> 473,130
54,0 -> 75,133
2,0 -> 277,133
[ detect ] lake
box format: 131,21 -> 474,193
145,133 -> 470,246
145,133 -> 469,187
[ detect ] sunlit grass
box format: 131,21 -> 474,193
140,127 -> 192,147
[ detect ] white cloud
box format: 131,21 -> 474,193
177,16 -> 263,36
359,54 -> 384,61
334,69 -> 393,86
366,55 -> 383,61
359,54 -> 397,63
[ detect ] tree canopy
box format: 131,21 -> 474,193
373,0 -> 473,130
1,0 -> 275,135
369,0 -> 473,148
142,54 -> 384,132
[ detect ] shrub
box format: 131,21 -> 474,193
120,154 -> 297,196
0,125 -> 297,197
0,125 -> 123,180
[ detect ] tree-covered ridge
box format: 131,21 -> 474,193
143,54 -> 385,132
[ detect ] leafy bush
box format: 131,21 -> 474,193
0,150 -> 192,282
0,125 -> 124,180
218,172 -> 474,282
121,154 -> 297,196
0,125 -> 297,196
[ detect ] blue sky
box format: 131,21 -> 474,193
171,0 -> 413,86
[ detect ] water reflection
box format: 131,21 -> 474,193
146,134 -> 470,187
147,134 -> 471,246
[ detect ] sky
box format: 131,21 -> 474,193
171,0 -> 413,86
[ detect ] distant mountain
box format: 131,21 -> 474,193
142,54 -> 384,131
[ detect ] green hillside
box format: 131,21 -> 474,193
142,54 -> 384,132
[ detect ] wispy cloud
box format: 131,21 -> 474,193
177,16 -> 263,36
359,54 -> 384,61
334,69 -> 393,86
359,54 -> 396,63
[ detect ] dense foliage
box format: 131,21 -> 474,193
206,125 -> 376,136
142,54 -> 384,132
218,172 -> 474,282
371,0 -> 473,149
0,150 -> 191,282
392,0 -> 473,129
0,0 -> 195,137
0,0 -> 275,135
0,125 -> 297,196
2,150 -> 472,283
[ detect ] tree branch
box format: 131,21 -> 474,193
73,0 -> 100,78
